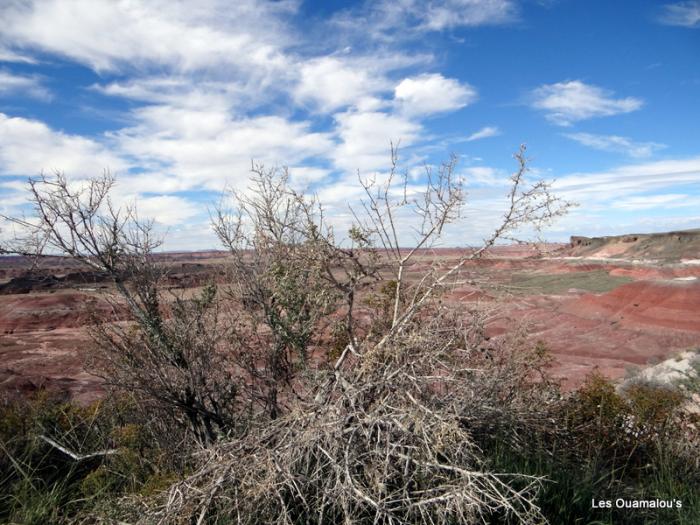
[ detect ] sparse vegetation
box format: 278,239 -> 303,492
509,270 -> 633,294
1,148 -> 698,524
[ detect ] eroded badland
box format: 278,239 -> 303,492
1,231 -> 699,403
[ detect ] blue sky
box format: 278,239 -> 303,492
0,0 -> 698,249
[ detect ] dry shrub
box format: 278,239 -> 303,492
89,283 -> 244,445
1,148 -> 574,524
117,307 -> 552,525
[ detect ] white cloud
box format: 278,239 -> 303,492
461,166 -> 509,186
333,110 -> 421,172
0,113 -> 128,177
0,70 -> 51,100
288,166 -> 332,187
133,195 -> 200,226
413,0 -> 518,30
564,132 -> 666,158
0,0 -> 476,196
113,106 -> 335,190
465,125 -> 500,141
614,193 -> 700,210
0,113 -> 207,237
95,77 -> 245,110
531,81 -> 643,126
394,73 -> 477,116
510,156 -> 700,240
0,180 -> 31,218
659,2 -> 700,27
294,57 -> 389,112
9,0 -> 694,248
0,0 -> 295,74
0,47 -> 37,64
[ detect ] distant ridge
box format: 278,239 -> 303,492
569,229 -> 700,261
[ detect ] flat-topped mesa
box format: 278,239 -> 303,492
570,235 -> 594,247
569,229 -> 700,261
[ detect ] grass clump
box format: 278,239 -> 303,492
0,391 -> 185,524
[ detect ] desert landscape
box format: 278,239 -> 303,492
2,231 -> 699,404
1,1 -> 699,523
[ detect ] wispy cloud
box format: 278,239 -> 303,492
659,2 -> 700,27
330,0 -> 518,44
552,156 -> 700,203
0,70 -> 51,101
465,126 -> 500,141
401,0 -> 518,31
564,132 -> 666,158
531,81 -> 643,126
0,47 -> 38,64
614,193 -> 700,210
461,166 -> 509,185
94,77 -> 242,109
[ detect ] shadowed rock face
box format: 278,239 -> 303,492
569,229 -> 700,261
0,271 -> 112,295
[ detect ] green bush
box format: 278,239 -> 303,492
479,372 -> 699,525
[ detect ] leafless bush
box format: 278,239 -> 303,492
123,306 -> 551,525
1,173 -> 240,445
211,164 -> 381,418
2,146 -> 573,523
316,144 -> 570,402
115,146 -> 569,523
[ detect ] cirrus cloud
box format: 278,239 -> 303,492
564,132 -> 666,158
465,125 -> 500,141
0,70 -> 51,101
531,81 -> 643,126
659,2 -> 700,27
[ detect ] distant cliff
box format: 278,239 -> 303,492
569,229 -> 700,261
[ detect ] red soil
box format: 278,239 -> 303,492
0,291 -> 118,403
563,280 -> 700,332
0,292 -> 115,333
475,279 -> 700,389
0,327 -> 101,404
1,249 -> 699,401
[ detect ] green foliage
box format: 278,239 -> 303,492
0,391 -> 181,524
480,372 -> 699,525
624,381 -> 685,429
